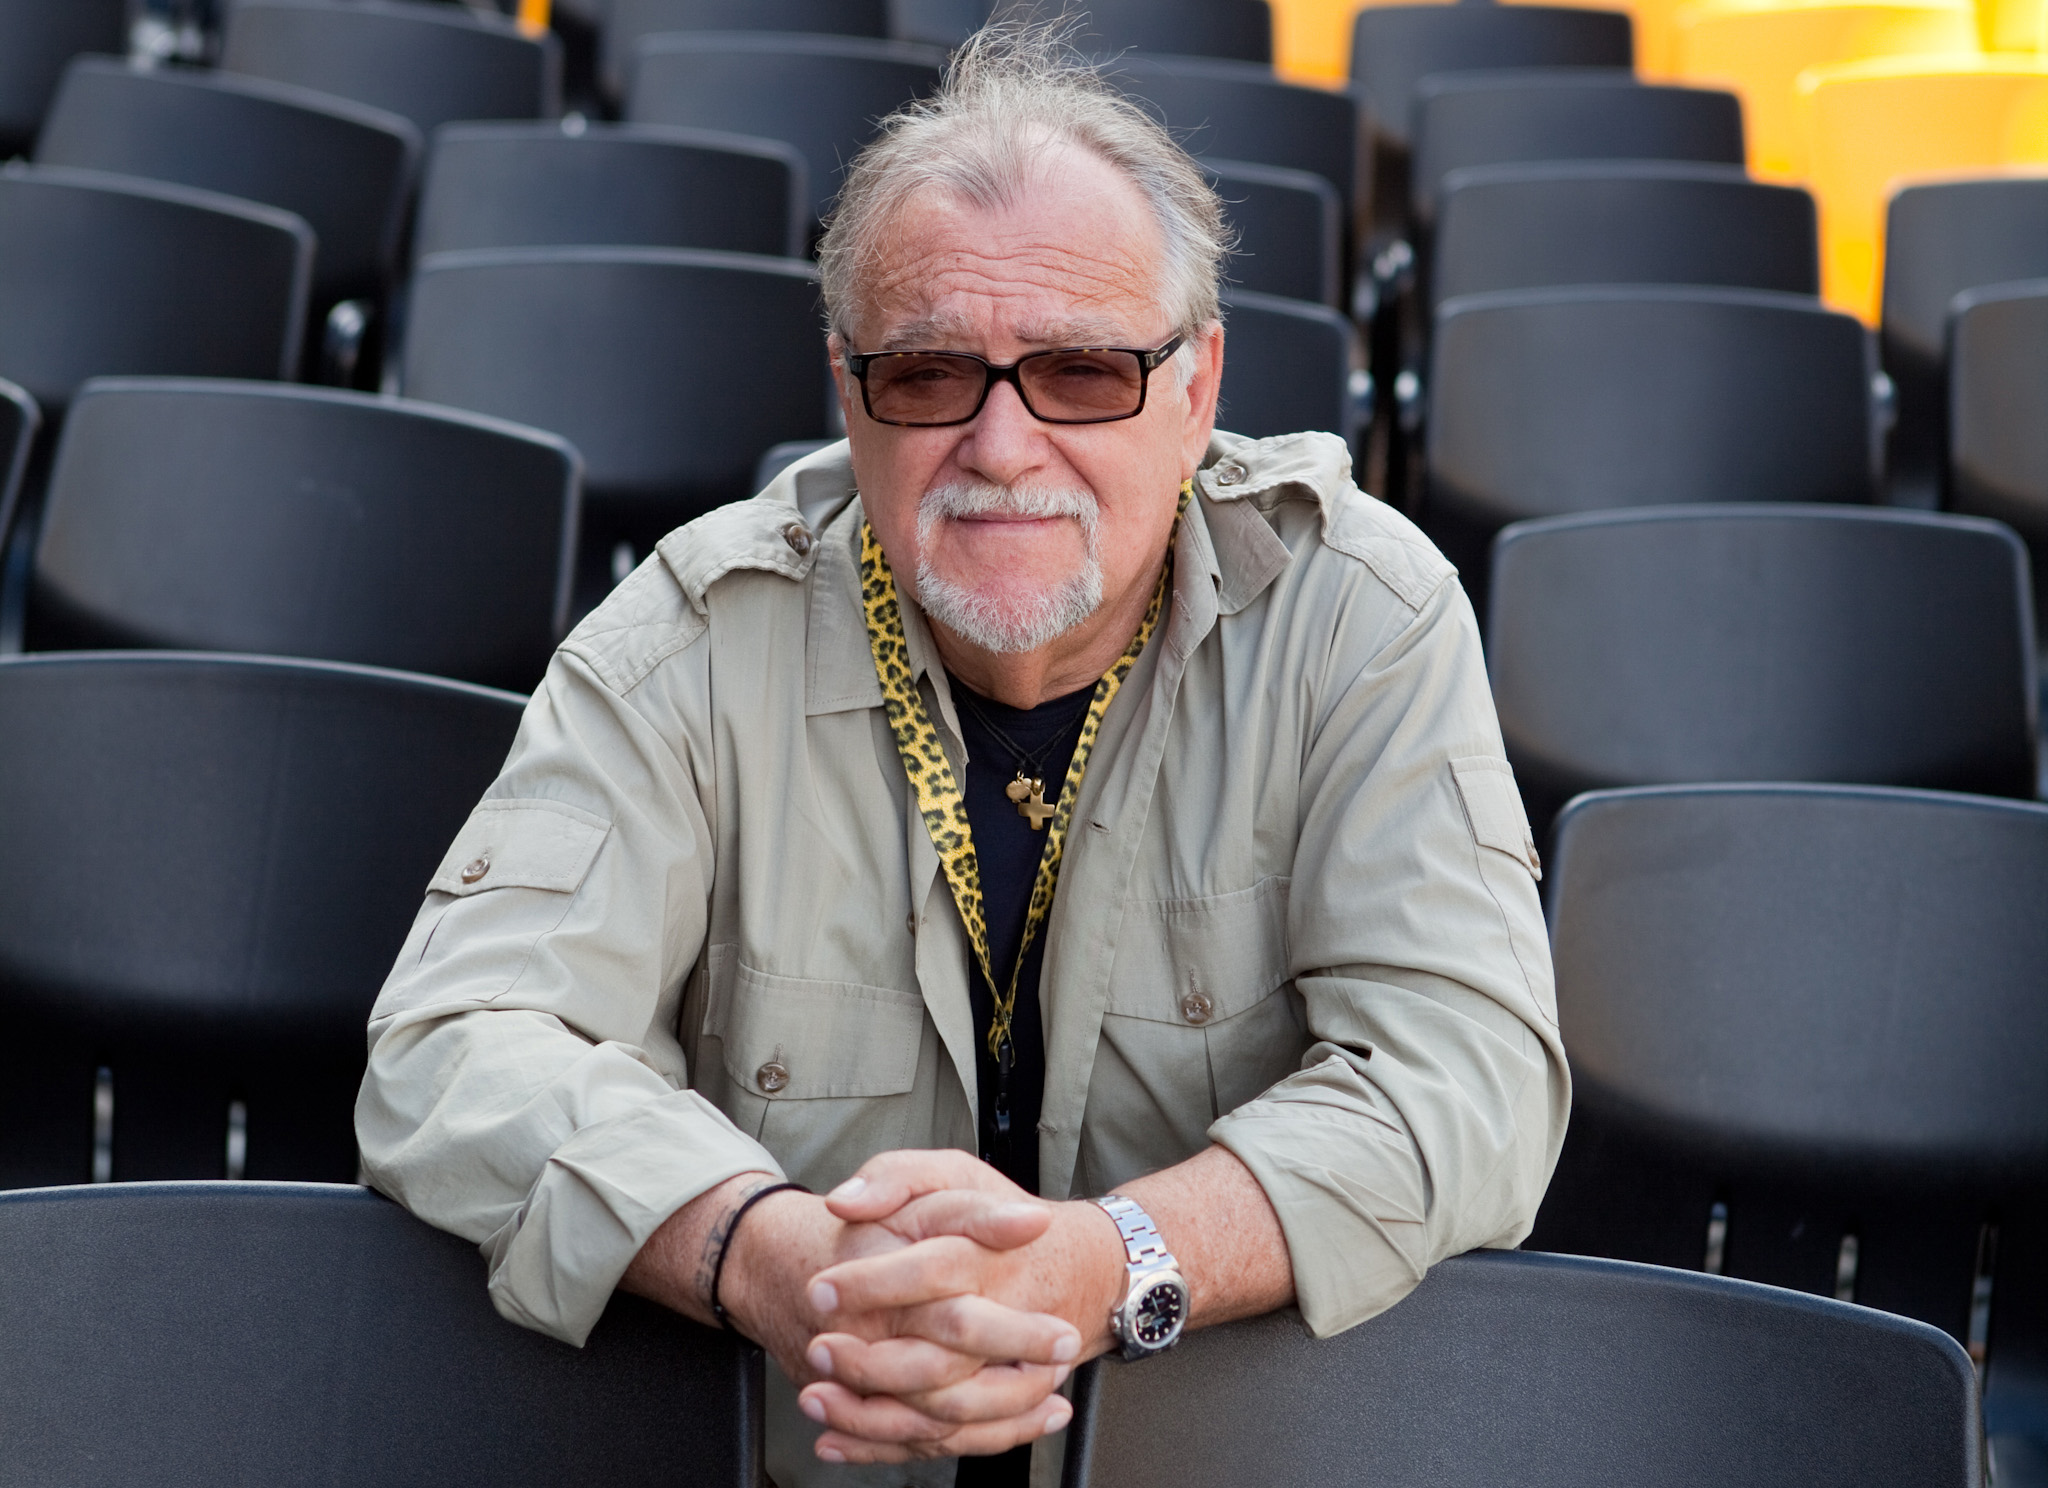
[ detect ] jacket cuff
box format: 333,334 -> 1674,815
483,1089 -> 783,1345
1207,1095 -> 1429,1338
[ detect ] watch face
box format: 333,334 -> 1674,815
1130,1277 -> 1188,1349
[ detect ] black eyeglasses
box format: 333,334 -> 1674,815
844,333 -> 1186,427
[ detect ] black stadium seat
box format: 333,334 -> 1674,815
891,0 -> 997,46
600,0 -> 891,101
1217,289 -> 1363,447
1110,53 -> 1364,231
221,0 -> 562,136
1431,162 -> 1818,310
1486,505 -> 2038,830
1072,0 -> 1274,65
27,378 -> 580,693
37,56 -> 422,309
625,33 -> 945,230
0,162 -> 313,417
1532,784 -> 2048,1475
1410,70 -> 1744,229
0,1183 -> 763,1487
1062,1249 -> 1981,1488
755,438 -> 836,492
1422,285 -> 1875,588
0,0 -> 126,155
1947,277 -> 2048,632
415,120 -> 808,263
400,246 -> 830,541
1209,160 -> 1343,306
0,652 -> 524,1187
0,378 -> 39,546
1882,179 -> 2048,506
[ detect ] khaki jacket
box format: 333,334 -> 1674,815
359,430 -> 1568,1488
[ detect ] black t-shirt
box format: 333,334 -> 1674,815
947,674 -> 1092,1488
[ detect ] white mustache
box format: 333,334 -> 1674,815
916,481 -> 1100,539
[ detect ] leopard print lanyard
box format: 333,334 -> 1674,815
858,485 -> 1187,1066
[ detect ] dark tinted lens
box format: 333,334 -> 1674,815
863,352 -> 988,425
1017,349 -> 1147,420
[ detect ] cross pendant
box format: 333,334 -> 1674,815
1006,774 -> 1057,830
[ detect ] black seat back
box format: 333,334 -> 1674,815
1424,285 -> 1874,586
0,653 -> 523,1186
1210,160 -> 1342,306
1487,505 -> 2038,829
402,246 -> 829,524
601,0 -> 890,101
0,377 -> 40,545
1411,70 -> 1741,229
625,33 -> 944,227
37,56 -> 421,306
222,0 -> 562,136
30,378 -> 580,692
416,120 -> 807,262
0,1182 -> 763,1486
1883,179 -> 2048,504
1432,162 -> 1817,310
1111,53 -> 1362,227
1073,0 -> 1274,64
1063,1249 -> 1981,1488
0,0 -> 127,152
0,162 -> 313,416
1949,278 -> 2048,617
1218,289 -> 1359,445
1534,785 -> 2048,1393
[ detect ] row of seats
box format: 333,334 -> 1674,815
0,1181 -> 1987,1485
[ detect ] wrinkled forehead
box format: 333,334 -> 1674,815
848,152 -> 1171,353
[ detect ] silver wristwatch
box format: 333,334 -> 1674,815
1092,1194 -> 1190,1360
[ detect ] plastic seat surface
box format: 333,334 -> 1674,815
625,32 -> 944,225
36,56 -> 421,304
0,162 -> 312,416
1487,504 -> 2038,827
415,120 -> 807,262
1063,1248 -> 1980,1488
1217,288 -> 1359,444
0,653 -> 523,1186
1949,279 -> 2048,609
29,377 -> 580,692
1071,0 -> 1275,62
1411,69 -> 1743,226
221,0 -> 562,136
0,0 -> 127,149
1432,161 -> 1817,307
600,0 -> 890,100
0,1182 -> 762,1486
1210,159 -> 1343,305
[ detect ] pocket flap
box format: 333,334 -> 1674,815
1451,756 -> 1541,879
720,963 -> 926,1099
1106,877 -> 1292,1025
427,799 -> 611,897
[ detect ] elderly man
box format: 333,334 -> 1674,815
358,26 -> 1566,1488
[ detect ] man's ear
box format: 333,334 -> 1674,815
827,333 -> 858,428
1180,320 -> 1226,474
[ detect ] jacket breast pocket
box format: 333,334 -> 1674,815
1095,877 -> 1306,1157
711,962 -> 932,1183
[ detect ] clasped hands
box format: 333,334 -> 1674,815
715,1150 -> 1125,1465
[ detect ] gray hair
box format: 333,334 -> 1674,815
817,21 -> 1230,356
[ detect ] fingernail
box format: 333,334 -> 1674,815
800,1394 -> 827,1424
1054,1364 -> 1071,1387
1052,1332 -> 1080,1363
817,1446 -> 845,1464
810,1280 -> 839,1313
1048,1400 -> 1073,1431
807,1341 -> 833,1376
829,1176 -> 866,1201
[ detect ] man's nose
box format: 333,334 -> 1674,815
955,377 -> 1048,486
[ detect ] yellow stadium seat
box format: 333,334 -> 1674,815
1799,55 -> 2048,318
1672,1 -> 1979,179
1978,0 -> 2048,50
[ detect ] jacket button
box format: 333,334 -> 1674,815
460,855 -> 491,884
1180,991 -> 1215,1025
783,523 -> 813,557
756,1061 -> 790,1094
1214,462 -> 1247,487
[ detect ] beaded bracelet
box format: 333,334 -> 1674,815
709,1180 -> 811,1332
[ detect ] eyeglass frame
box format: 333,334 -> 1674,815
842,332 -> 1188,428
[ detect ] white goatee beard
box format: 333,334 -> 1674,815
913,481 -> 1104,655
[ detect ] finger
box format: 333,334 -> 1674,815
801,1360 -> 1061,1433
805,1332 -> 981,1396
881,1189 -> 1052,1250
813,1392 -> 1074,1466
824,1149 -> 1019,1222
884,1294 -> 1083,1366
810,1234 -> 984,1314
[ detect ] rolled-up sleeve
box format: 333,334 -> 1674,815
356,637 -> 780,1347
1207,572 -> 1569,1337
